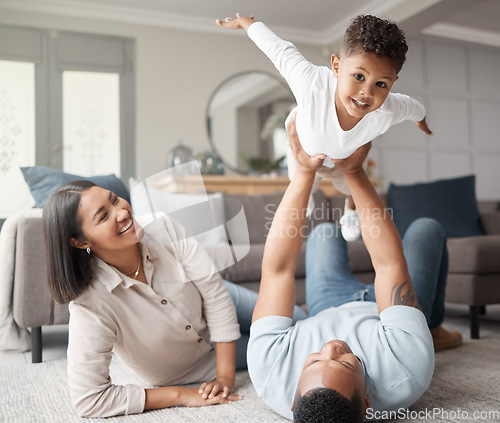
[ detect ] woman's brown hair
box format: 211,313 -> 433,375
42,180 -> 96,304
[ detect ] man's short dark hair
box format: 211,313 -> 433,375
293,387 -> 365,423
342,14 -> 408,74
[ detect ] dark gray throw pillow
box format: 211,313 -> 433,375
20,166 -> 130,208
388,175 -> 484,238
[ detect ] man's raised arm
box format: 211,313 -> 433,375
337,156 -> 420,314
251,117 -> 325,323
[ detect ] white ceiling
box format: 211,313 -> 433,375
0,0 -> 499,47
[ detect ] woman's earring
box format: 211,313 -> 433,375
86,247 -> 91,255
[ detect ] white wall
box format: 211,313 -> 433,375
1,9 -> 499,199
371,35 -> 500,200
0,8 -> 325,181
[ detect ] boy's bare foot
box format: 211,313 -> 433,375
430,326 -> 462,352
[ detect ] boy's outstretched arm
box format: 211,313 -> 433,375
216,13 -> 255,32
251,117 -> 325,324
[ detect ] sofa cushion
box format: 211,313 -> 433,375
347,239 -> 373,273
12,211 -> 70,327
218,244 -> 264,283
131,185 -> 227,247
480,212 -> 500,235
20,166 -> 130,208
217,238 -> 374,284
445,273 -> 500,305
447,235 -> 500,274
388,175 -> 484,238
223,190 -> 330,244
216,243 -> 307,283
222,194 -> 268,244
327,195 -> 345,225
302,191 -> 331,236
477,200 -> 500,214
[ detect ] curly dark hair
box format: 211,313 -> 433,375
342,14 -> 408,74
293,387 -> 365,423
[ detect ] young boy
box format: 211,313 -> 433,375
216,13 -> 433,239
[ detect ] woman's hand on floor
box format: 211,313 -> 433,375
181,387 -> 241,407
199,376 -> 238,399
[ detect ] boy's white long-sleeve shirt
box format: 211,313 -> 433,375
247,22 -> 426,160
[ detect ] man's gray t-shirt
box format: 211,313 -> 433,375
247,302 -> 434,420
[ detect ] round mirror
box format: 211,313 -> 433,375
206,71 -> 296,174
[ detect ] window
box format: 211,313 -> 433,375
0,59 -> 36,215
0,25 -> 135,218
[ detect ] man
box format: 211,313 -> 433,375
247,115 -> 461,422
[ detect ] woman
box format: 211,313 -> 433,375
42,180 -> 306,417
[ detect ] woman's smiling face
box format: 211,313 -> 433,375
72,186 -> 142,258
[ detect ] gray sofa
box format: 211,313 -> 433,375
3,190 -> 500,363
216,191 -> 375,304
217,191 -> 500,340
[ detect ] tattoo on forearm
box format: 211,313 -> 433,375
391,280 -> 419,308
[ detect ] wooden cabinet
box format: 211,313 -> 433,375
152,174 -> 340,196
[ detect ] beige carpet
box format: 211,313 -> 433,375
389,305 -> 500,423
1,305 -> 499,423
